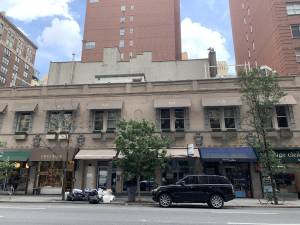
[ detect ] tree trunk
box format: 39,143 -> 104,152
270,173 -> 278,205
262,133 -> 278,205
61,161 -> 67,200
137,175 -> 141,202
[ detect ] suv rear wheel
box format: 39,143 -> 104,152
208,194 -> 224,209
158,193 -> 172,208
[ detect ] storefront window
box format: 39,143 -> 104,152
38,162 -> 63,188
275,173 -> 297,193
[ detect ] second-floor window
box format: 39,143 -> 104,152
275,106 -> 289,128
107,110 -> 119,132
158,108 -> 188,132
47,111 -> 73,133
91,110 -> 120,133
207,107 -> 237,131
16,112 -> 33,133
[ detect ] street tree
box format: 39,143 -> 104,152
0,160 -> 15,185
115,120 -> 169,201
240,68 -> 286,204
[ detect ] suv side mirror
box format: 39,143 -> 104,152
179,181 -> 185,186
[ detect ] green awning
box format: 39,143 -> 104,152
0,151 -> 31,161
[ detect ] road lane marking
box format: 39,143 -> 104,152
228,223 -> 300,225
213,211 -> 279,215
0,206 -> 46,210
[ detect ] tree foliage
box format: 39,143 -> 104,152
115,120 -> 169,199
240,69 -> 286,204
0,160 -> 15,181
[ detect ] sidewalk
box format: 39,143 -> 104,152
0,195 -> 300,208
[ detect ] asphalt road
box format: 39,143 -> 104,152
0,203 -> 299,225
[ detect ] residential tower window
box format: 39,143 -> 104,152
295,48 -> 300,62
0,66 -> 7,75
287,3 -> 300,15
120,28 -> 125,36
291,24 -> 300,38
119,40 -> 125,48
6,30 -> 15,48
4,48 -> 11,58
85,41 -> 96,49
2,57 -> 9,66
16,112 -> 32,133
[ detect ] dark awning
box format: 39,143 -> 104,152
0,151 -> 31,161
199,147 -> 257,162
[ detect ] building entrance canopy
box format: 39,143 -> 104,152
75,148 -> 200,160
199,147 -> 257,162
0,151 -> 31,161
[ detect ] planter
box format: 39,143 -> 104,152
175,132 -> 185,138
92,133 -> 102,139
46,134 -> 56,140
58,134 -> 69,140
14,133 -> 27,140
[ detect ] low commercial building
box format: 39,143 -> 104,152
0,76 -> 299,198
47,48 -> 211,85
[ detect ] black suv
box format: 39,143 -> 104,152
152,175 -> 235,209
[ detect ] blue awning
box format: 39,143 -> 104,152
199,147 -> 257,162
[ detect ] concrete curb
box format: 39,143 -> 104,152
0,200 -> 299,208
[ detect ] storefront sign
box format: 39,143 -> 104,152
187,144 -> 194,157
275,150 -> 300,163
40,154 -> 63,161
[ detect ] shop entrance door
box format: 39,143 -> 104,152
224,163 -> 252,198
97,168 -> 108,189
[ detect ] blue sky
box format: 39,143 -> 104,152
0,0 -> 234,78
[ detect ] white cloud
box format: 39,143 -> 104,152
181,17 -> 230,61
37,18 -> 82,59
0,0 -> 73,22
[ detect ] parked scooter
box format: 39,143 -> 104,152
88,189 -> 101,204
67,188 -> 99,202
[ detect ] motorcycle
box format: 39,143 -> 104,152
67,188 -> 99,202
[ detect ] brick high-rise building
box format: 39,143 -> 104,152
82,0 -> 181,62
0,13 -> 37,87
229,0 -> 300,75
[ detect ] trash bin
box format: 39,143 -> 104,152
127,186 -> 137,202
